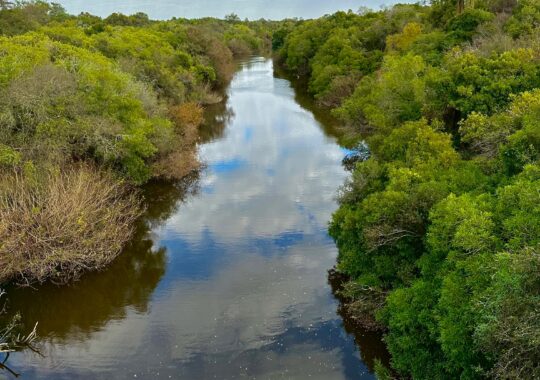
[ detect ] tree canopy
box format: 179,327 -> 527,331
275,1 -> 540,378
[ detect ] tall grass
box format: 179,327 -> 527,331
0,166 -> 141,285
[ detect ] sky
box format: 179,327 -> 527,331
55,0 -> 411,20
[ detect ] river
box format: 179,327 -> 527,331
1,58 -> 387,380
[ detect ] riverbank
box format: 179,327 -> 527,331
2,56 -> 385,379
274,2 -> 540,378
0,2 -> 275,286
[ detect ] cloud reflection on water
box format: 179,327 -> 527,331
8,58 -> 378,380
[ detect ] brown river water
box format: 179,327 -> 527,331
1,58 -> 388,380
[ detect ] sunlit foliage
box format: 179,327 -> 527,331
0,1 -> 270,284
276,0 -> 540,378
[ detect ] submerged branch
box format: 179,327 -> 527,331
0,289 -> 40,377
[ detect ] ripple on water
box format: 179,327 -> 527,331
5,57 -> 386,380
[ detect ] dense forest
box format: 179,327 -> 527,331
274,0 -> 540,378
1,0 -> 539,378
0,1 -> 273,286
0,1 -> 274,351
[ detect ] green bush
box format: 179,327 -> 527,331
279,1 -> 540,377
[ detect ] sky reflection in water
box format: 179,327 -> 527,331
5,58 -> 381,380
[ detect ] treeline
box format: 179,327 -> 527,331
275,1 -> 540,379
0,1 -> 272,285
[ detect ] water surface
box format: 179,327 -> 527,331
2,58 -> 387,380
55,0 -> 407,20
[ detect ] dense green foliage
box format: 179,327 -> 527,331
277,1 -> 540,378
0,2 -> 271,184
0,1 -> 272,285
1,0 -> 539,377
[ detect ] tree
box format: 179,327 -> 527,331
225,13 -> 240,23
0,0 -> 13,10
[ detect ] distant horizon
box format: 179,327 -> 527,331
54,0 -> 414,20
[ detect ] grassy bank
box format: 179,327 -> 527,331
0,1 -> 274,285
275,1 -> 540,378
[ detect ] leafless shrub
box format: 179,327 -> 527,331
480,251 -> 540,380
489,310 -> 540,379
200,90 -> 224,106
339,281 -> 388,331
0,165 -> 142,285
0,64 -> 78,136
152,149 -> 200,181
189,83 -> 224,105
227,39 -> 252,57
150,103 -> 203,180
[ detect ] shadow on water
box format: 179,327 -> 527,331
199,95 -> 235,144
1,57 -> 390,379
328,272 -> 391,373
273,61 -> 361,149
275,58 -> 391,373
0,174 -> 201,376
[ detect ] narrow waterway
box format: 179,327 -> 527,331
2,58 -> 387,380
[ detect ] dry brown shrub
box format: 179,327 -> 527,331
151,148 -> 200,181
169,102 -> 204,131
0,166 -> 141,285
227,39 -> 252,57
151,102 -> 204,180
185,27 -> 235,85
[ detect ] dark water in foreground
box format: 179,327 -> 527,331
2,58 -> 387,380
